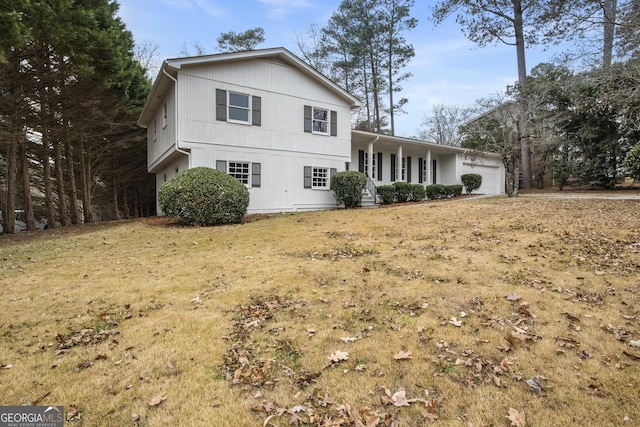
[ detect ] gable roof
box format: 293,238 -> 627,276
138,47 -> 361,127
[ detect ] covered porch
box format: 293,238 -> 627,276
350,130 -> 468,189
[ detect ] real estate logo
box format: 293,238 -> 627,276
0,406 -> 64,427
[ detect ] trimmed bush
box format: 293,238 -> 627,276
409,184 -> 426,201
330,171 -> 366,208
377,185 -> 396,204
158,167 -> 249,226
444,184 -> 463,197
425,184 -> 446,200
393,182 -> 412,203
461,173 -> 483,194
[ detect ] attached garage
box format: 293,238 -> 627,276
462,162 -> 504,195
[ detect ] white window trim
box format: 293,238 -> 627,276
365,152 -> 377,179
311,107 -> 329,135
311,166 -> 330,189
227,91 -> 251,125
228,161 -> 251,186
402,157 -> 406,181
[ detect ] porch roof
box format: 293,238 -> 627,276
351,130 -> 473,156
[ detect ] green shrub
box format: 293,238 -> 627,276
330,171 -> 366,208
409,184 -> 426,201
444,185 -> 463,198
461,173 -> 483,194
393,182 -> 412,203
377,185 -> 396,204
158,167 -> 249,226
425,184 -> 446,199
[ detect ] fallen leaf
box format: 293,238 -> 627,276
391,388 -> 410,406
449,317 -> 462,327
506,293 -> 522,301
587,384 -> 611,397
526,376 -> 545,394
340,336 -> 360,343
393,350 -> 412,360
629,340 -> 640,348
506,407 -> 526,427
496,344 -> 512,352
355,364 -> 366,371
563,312 -> 580,323
148,393 -> 167,407
328,350 -> 349,363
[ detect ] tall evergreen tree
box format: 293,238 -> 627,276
432,0 -> 570,190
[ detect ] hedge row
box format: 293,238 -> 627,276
377,183 -> 464,204
425,184 -> 463,199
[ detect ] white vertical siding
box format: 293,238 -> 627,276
190,147 -> 345,213
176,59 -> 352,157
147,85 -> 177,172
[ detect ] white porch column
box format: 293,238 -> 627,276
397,145 -> 403,181
426,149 -> 432,185
367,141 -> 374,178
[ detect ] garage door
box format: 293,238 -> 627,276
462,163 -> 502,195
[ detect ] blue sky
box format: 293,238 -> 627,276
117,0 -> 561,137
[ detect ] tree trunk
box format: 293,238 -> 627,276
53,138 -> 68,226
64,121 -> 80,224
4,120 -> 18,234
19,135 -> 36,231
388,45 -> 395,136
505,155 -> 520,197
41,109 -> 56,229
513,0 -> 533,190
603,0 -> 617,69
112,175 -> 120,220
79,136 -> 93,223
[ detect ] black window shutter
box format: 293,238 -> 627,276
330,111 -> 337,136
391,154 -> 396,182
304,166 -> 312,188
216,160 -> 227,172
252,96 -> 261,126
377,152 -> 383,181
418,157 -> 424,183
251,163 -> 261,187
216,89 -> 227,121
407,156 -> 412,183
432,159 -> 437,184
303,106 -> 312,133
358,150 -> 365,173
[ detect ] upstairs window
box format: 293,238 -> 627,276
228,92 -> 250,123
312,108 -> 328,134
304,106 -> 337,136
216,89 -> 261,126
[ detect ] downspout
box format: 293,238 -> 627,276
162,67 -> 190,161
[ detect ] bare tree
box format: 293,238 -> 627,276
134,39 -> 161,76
418,103 -> 473,146
460,94 -> 523,197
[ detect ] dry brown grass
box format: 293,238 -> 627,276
1,195 -> 639,426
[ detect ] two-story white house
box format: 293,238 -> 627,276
138,48 -> 504,214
